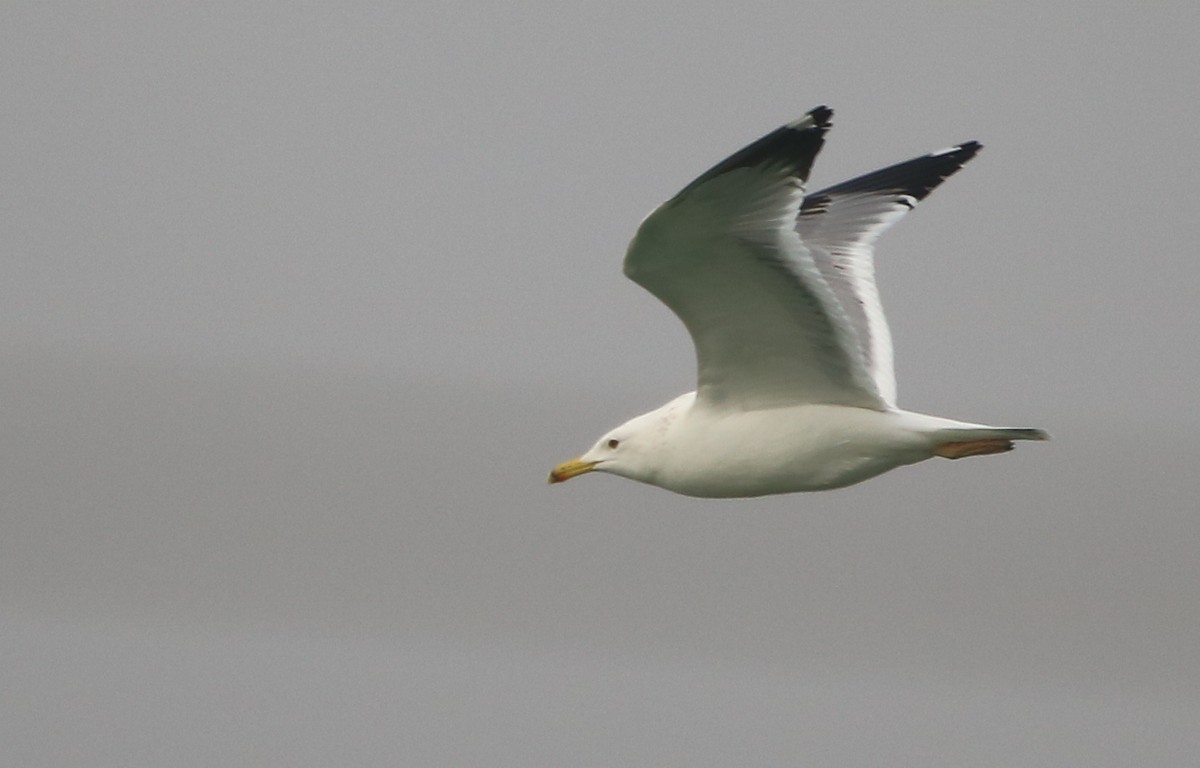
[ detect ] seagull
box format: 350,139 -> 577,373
549,106 -> 1046,498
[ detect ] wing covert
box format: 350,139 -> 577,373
624,108 -> 887,411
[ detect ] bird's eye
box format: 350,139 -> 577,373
607,439 -> 620,449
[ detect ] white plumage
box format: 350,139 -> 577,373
550,107 -> 1046,497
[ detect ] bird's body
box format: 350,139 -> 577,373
575,392 -> 1041,498
550,107 -> 1046,498
612,394 -> 927,497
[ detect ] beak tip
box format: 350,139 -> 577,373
547,458 -> 596,485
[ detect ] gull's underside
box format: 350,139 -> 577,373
550,107 -> 1046,498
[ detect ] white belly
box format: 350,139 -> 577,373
654,404 -> 932,498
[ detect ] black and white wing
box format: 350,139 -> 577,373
623,107 -> 887,411
797,142 -> 982,406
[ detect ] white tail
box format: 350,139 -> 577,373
929,426 -> 1048,459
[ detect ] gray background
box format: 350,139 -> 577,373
3,2 -> 1198,766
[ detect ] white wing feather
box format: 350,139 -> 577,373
624,108 -> 886,411
623,108 -> 981,412
798,142 -> 982,406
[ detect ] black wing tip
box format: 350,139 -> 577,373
782,105 -> 832,136
903,141 -> 983,201
673,105 -> 833,199
804,138 -> 985,207
935,140 -> 983,163
796,105 -> 833,129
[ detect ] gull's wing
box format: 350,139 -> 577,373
623,107 -> 886,411
797,142 -> 982,406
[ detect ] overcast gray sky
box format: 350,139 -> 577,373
3,2 -> 1199,766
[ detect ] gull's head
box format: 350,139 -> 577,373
548,422 -> 646,485
548,393 -> 693,487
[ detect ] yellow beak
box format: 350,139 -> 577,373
548,457 -> 598,484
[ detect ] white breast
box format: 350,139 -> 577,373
655,403 -> 930,497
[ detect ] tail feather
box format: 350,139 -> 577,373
894,410 -> 1049,458
930,426 -> 1048,460
938,427 -> 1049,442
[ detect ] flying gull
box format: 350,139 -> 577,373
550,106 -> 1046,497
